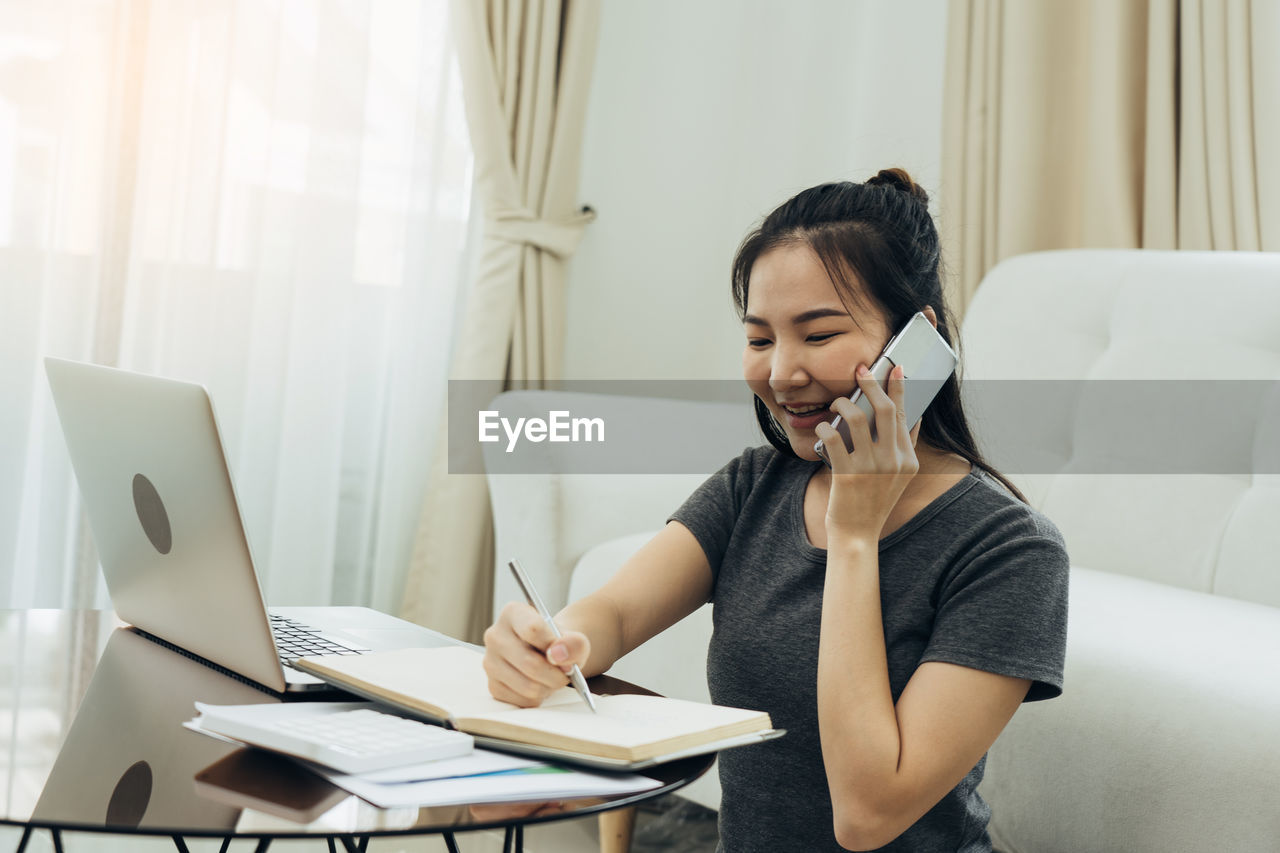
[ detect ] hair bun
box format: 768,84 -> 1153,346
867,167 -> 929,205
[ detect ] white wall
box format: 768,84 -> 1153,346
562,0 -> 950,381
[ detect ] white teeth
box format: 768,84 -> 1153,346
784,404 -> 826,415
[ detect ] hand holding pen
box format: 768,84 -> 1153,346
479,560 -> 597,712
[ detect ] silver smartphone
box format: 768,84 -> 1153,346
814,311 -> 958,467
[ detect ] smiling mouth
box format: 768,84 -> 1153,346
781,403 -> 830,416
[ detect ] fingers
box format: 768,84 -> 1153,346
819,396 -> 870,465
821,364 -> 916,472
506,600 -> 558,649
481,602 -> 590,707
547,631 -> 590,671
483,647 -> 566,706
855,363 -> 904,444
885,365 -> 914,444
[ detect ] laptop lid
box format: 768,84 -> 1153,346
45,357 -> 290,693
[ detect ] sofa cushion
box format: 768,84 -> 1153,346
981,566 -> 1280,853
961,250 -> 1280,603
1036,475 -> 1247,592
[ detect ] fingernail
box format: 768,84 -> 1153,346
548,644 -> 568,663
857,365 -> 869,376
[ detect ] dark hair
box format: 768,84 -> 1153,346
731,168 -> 1026,502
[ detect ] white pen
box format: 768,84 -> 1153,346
507,559 -> 598,714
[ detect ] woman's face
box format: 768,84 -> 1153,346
742,243 -> 892,461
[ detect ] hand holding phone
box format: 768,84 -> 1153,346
814,312 -> 958,467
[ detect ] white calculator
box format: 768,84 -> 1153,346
193,701 -> 473,775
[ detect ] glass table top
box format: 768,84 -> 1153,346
0,610 -> 711,841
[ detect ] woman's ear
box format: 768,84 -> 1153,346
922,305 -> 939,328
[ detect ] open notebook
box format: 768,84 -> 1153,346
292,646 -> 782,770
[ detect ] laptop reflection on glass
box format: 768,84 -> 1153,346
45,357 -> 462,695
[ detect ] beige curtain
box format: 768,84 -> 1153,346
401,0 -> 600,642
941,0 -> 1280,317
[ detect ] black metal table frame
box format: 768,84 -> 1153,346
11,823 -> 528,853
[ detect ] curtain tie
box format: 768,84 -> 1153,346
485,205 -> 597,258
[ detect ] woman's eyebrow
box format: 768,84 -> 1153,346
742,307 -> 850,327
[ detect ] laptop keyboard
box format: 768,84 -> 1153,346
269,614 -> 370,662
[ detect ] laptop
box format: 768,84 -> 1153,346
44,357 -> 462,695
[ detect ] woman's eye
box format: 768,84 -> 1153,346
746,334 -> 836,347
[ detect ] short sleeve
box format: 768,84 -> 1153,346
666,446 -> 761,585
921,517 -> 1070,702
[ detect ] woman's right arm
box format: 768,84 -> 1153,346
481,519 -> 712,707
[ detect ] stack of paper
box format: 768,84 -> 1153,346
186,702 -> 661,810
312,753 -> 661,809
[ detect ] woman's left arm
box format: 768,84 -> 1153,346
814,365 -> 1031,851
818,536 -> 1030,851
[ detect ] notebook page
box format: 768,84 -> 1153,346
296,646 -> 583,721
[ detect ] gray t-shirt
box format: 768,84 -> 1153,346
668,444 -> 1069,853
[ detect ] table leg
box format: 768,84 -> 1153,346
599,807 -> 635,853
9,828 -> 63,853
172,835 -> 191,853
443,831 -> 462,853
501,825 -> 524,853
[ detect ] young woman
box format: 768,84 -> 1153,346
482,171 -> 1070,852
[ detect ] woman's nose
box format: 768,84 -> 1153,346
768,344 -> 810,391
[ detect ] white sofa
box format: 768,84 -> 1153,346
485,249 -> 1280,851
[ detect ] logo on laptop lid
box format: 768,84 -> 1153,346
106,760 -> 152,827
132,474 -> 172,555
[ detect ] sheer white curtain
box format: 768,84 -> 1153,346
0,0 -> 474,613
